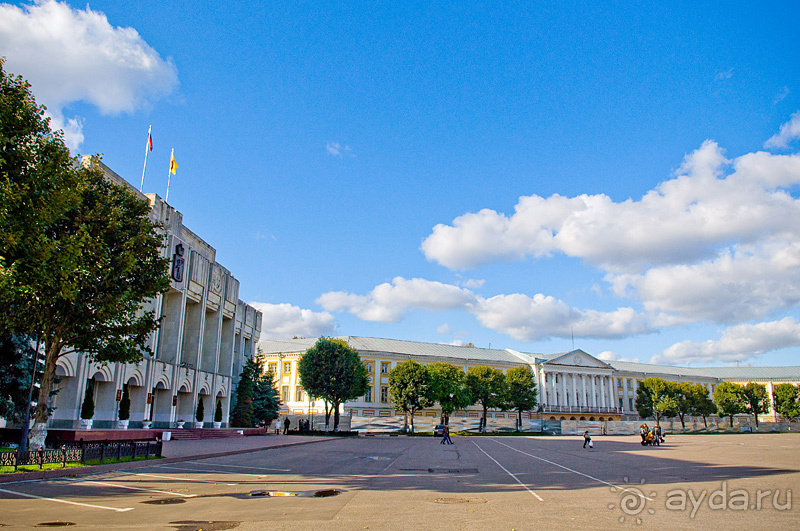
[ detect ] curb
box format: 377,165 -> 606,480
0,437 -> 334,484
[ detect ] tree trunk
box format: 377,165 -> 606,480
482,404 -> 488,432
702,415 -> 708,429
754,413 -> 759,428
679,412 -> 686,429
518,409 -> 523,430
410,409 -> 415,433
729,414 -> 734,427
30,339 -> 61,450
333,400 -> 340,432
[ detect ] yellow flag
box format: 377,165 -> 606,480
169,150 -> 178,175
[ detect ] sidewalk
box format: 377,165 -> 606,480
0,434 -> 332,483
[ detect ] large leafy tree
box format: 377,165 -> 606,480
684,383 -> 717,429
635,377 -> 678,424
714,382 -> 746,427
504,365 -> 538,430
465,365 -> 507,432
1,60 -> 171,448
388,360 -> 433,433
741,382 -> 770,428
772,383 -> 800,422
298,338 -> 368,431
427,362 -> 471,425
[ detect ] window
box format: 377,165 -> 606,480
617,378 -> 623,388
380,386 -> 389,403
281,386 -> 289,402
618,397 -> 623,410
381,362 -> 390,375
364,388 -> 372,403
283,361 -> 291,374
365,362 -> 373,373
629,398 -> 634,411
626,379 -> 632,389
268,362 -> 278,376
295,386 -> 304,402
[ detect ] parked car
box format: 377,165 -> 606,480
434,424 -> 445,437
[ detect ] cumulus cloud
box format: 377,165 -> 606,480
316,277 -> 477,322
422,141 -> 800,272
596,351 -> 640,363
765,111 -> 800,150
317,276 -> 651,341
0,0 -> 178,150
652,318 -> 800,365
252,302 -> 336,340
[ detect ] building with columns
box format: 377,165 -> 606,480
258,337 -> 800,423
44,159 -> 262,429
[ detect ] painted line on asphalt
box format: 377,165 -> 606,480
126,472 -> 237,485
154,464 -> 271,479
63,478 -> 197,497
489,438 -> 654,501
179,461 -> 291,472
0,486 -> 133,512
472,441 -> 544,502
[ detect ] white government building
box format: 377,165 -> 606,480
45,159 -> 262,429
258,337 -> 800,424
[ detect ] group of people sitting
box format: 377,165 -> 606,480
640,423 -> 665,446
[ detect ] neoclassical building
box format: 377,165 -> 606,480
46,159 -> 262,429
258,337 -> 800,423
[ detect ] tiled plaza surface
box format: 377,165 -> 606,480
0,433 -> 797,530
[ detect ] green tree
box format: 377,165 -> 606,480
231,355 -> 280,428
465,365 -> 507,432
215,399 -> 224,423
741,382 -> 770,428
298,338 -> 368,431
714,382 -> 746,427
427,362 -> 471,425
504,365 -> 538,430
251,368 -> 281,428
635,377 -> 678,424
118,385 -> 131,421
772,384 -> 800,422
196,396 -> 205,423
0,61 -> 171,449
80,384 -> 95,421
683,383 -> 716,429
388,360 -> 433,433
0,333 -> 35,423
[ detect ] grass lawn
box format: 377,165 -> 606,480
0,454 -> 162,474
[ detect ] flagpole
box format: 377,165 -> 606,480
166,148 -> 174,203
140,125 -> 152,192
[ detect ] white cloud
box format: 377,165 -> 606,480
596,351 -> 640,363
251,302 -> 336,340
653,318 -> 800,365
715,68 -> 734,81
470,293 -> 651,341
436,323 -> 451,335
773,86 -> 790,105
422,141 -> 800,272
0,0 -> 178,150
326,141 -> 352,157
316,276 -> 477,322
462,278 -> 486,289
765,111 -> 800,150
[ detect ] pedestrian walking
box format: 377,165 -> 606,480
583,430 -> 592,449
283,416 -> 290,434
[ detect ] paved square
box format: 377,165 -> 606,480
0,433 -> 797,529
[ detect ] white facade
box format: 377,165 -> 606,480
46,159 -> 262,429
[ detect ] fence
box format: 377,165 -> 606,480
0,440 -> 162,471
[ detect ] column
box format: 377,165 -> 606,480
600,377 -> 607,409
581,375 -> 587,410
608,377 -> 616,411
560,372 -> 566,409
591,376 -> 597,408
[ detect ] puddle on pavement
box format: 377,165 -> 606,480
169,521 -> 240,531
142,498 -> 187,505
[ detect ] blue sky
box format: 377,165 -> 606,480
3,1 -> 800,366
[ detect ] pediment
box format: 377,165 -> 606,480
544,350 -> 611,369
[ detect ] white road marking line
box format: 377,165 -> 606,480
0,486 -> 133,512
472,441 -> 544,502
126,472 -> 237,485
175,461 -> 291,472
489,438 -> 654,501
63,478 -> 197,497
154,464 -> 270,478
